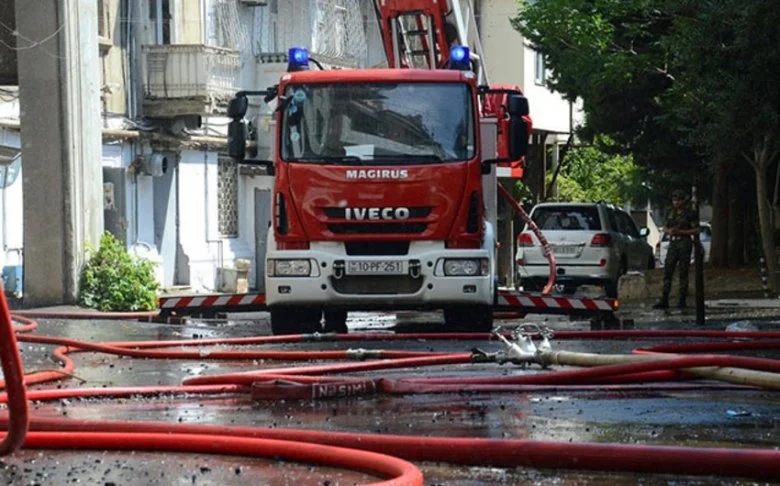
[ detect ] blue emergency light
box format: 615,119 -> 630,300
450,45 -> 470,70
287,47 -> 309,72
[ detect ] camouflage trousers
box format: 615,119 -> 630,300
662,238 -> 693,301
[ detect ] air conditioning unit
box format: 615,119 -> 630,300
239,0 -> 268,6
141,153 -> 169,177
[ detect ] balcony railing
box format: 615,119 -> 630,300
142,44 -> 241,118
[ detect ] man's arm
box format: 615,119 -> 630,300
675,207 -> 699,236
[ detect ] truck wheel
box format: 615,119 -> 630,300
270,306 -> 322,335
443,305 -> 494,333
323,309 -> 348,334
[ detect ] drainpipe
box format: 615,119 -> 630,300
1,163 -> 7,254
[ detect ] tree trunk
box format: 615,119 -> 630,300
710,163 -> 730,267
727,166 -> 743,267
754,151 -> 778,293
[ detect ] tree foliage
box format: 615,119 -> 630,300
547,141 -> 646,206
512,0 -> 699,172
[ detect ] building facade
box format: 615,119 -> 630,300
1,0 -> 580,298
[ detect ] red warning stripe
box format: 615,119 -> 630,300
174,297 -> 192,308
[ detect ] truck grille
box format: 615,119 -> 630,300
345,241 -> 410,256
328,222 -> 427,234
330,275 -> 424,295
323,207 -> 432,234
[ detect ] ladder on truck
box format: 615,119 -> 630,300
375,0 -> 489,85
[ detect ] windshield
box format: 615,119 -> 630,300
280,82 -> 475,164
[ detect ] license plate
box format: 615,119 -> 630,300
346,260 -> 406,275
552,245 -> 578,255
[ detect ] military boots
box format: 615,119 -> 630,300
652,298 -> 669,310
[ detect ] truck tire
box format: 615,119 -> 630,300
323,309 -> 348,334
443,305 -> 494,333
270,306 -> 322,335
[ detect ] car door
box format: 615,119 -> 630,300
618,210 -> 647,270
605,208 -> 629,268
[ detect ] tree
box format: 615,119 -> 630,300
546,140 -> 648,206
512,0 -> 776,279
668,0 -> 780,289
511,0 -> 700,170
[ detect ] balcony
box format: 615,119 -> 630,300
142,44 -> 241,118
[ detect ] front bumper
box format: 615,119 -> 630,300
517,263 -> 616,286
266,242 -> 494,308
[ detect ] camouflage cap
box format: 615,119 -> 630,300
671,189 -> 686,199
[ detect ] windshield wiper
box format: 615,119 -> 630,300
292,155 -> 363,165
368,154 -> 445,163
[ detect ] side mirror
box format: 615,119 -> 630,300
639,227 -> 649,237
508,94 -> 530,117
227,119 -> 246,160
509,118 -> 529,160
227,96 -> 249,119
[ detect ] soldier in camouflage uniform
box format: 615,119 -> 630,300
653,189 -> 699,309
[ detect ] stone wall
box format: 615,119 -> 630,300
618,267 -> 764,303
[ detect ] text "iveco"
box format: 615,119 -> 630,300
345,207 -> 411,220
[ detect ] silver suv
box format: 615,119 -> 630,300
515,202 -> 655,297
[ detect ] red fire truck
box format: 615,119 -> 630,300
226,1 -> 533,335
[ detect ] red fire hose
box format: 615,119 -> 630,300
2,304 -> 780,481
7,416 -> 779,481
497,181 -> 557,293
0,292 -> 27,455
13,431 -> 423,486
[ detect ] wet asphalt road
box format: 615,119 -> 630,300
2,305 -> 779,485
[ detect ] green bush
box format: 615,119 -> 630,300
78,232 -> 159,311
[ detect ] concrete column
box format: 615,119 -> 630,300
17,0 -> 103,306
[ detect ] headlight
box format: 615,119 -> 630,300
268,259 -> 311,277
443,258 -> 484,276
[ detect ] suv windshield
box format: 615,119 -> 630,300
531,206 -> 602,231
280,82 -> 475,164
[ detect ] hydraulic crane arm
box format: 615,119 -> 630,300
374,0 -> 453,69
373,0 -> 486,84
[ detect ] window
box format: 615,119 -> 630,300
617,211 -> 640,237
97,0 -> 111,48
218,156 -> 239,237
531,207 -> 602,231
534,50 -> 546,85
214,0 -> 245,49
149,0 -> 172,44
606,208 -> 622,233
